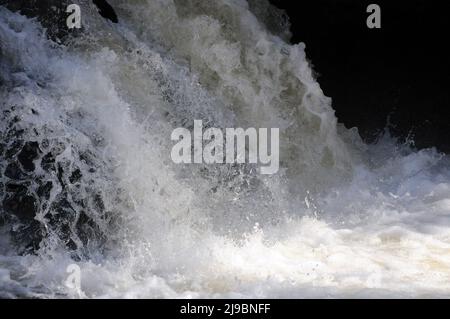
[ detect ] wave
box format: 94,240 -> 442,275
0,1 -> 449,298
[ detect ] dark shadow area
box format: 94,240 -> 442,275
269,0 -> 450,152
93,0 -> 118,23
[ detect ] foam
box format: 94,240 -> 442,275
0,2 -> 449,298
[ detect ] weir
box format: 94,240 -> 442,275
0,0 -> 449,298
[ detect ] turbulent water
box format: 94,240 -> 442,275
0,0 -> 449,298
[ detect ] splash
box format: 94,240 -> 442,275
0,1 -> 449,298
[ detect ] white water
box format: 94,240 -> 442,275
0,1 -> 449,298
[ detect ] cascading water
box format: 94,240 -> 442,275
0,0 -> 449,298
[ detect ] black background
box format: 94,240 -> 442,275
0,299 -> 448,317
269,0 -> 450,152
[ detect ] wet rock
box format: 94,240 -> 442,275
11,220 -> 44,253
4,162 -> 27,180
41,152 -> 56,172
17,141 -> 41,171
76,210 -> 106,249
3,191 -> 36,222
93,0 -> 118,23
37,181 -> 53,200
0,0 -> 73,42
5,182 -> 29,193
69,169 -> 82,184
0,0 -> 120,42
5,140 -> 24,159
1,111 -> 117,258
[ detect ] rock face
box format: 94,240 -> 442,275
0,0 -> 118,41
0,0 -> 122,255
93,0 -> 118,23
0,0 -> 73,41
0,105 -> 116,255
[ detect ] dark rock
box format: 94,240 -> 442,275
0,3 -> 120,256
57,163 -> 65,189
17,141 -> 41,171
3,192 -> 36,221
5,140 -> 24,159
76,210 -> 107,250
93,193 -> 105,212
93,0 -> 118,23
0,0 -> 73,42
69,168 -> 82,184
11,220 -> 44,253
41,152 -> 56,172
11,116 -> 20,124
4,162 -> 27,180
5,182 -> 29,193
1,0 -> 120,42
37,181 -> 53,200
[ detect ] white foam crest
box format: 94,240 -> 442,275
0,2 -> 449,298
